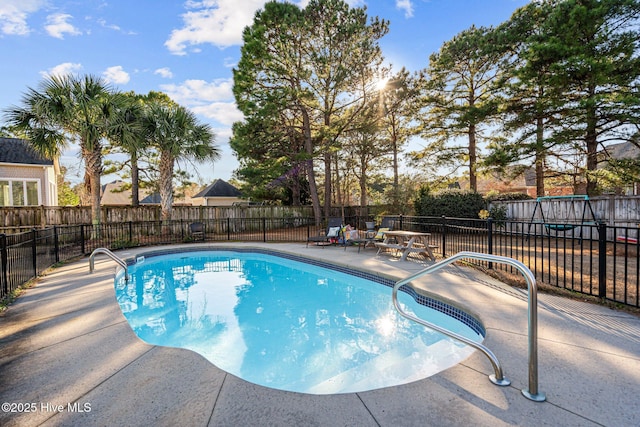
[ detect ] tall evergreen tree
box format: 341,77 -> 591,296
485,0 -> 563,196
233,0 -> 388,223
419,26 -> 508,191
541,0 -> 640,195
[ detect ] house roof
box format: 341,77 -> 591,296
100,181 -> 161,205
194,179 -> 242,198
0,138 -> 53,166
100,180 -> 193,205
605,142 -> 640,160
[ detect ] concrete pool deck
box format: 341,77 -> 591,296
1,242 -> 639,427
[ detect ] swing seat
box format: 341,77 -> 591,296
616,236 -> 638,244
545,223 -> 577,232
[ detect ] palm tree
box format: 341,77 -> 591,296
4,74 -> 126,224
106,92 -> 146,206
144,102 -> 219,221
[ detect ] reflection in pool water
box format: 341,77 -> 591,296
115,250 -> 482,394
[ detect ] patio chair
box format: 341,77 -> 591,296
343,222 -> 376,253
307,217 -> 343,248
365,221 -> 377,239
189,222 -> 205,242
373,217 -> 396,242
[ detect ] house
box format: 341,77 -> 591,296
0,137 -> 57,206
455,167 -> 537,197
601,142 -> 640,195
100,180 -> 193,206
191,179 -> 244,206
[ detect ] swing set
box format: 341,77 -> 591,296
527,195 -> 599,242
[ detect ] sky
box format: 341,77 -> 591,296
0,0 -> 530,186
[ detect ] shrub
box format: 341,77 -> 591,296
485,192 -> 532,202
488,204 -> 508,227
414,187 -> 486,218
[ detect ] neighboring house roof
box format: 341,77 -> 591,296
101,181 -> 139,205
140,192 -> 162,204
0,137 -> 53,166
100,180 -> 194,205
194,179 -> 242,198
604,142 -> 640,160
101,181 -> 160,205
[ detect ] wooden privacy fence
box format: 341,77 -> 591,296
0,204 -> 393,233
495,195 -> 640,227
0,205 -> 316,232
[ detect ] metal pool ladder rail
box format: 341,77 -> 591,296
89,248 -> 128,281
392,251 -> 546,402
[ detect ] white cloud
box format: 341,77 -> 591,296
396,0 -> 414,18
161,78 -> 234,103
102,66 -> 130,85
165,0 -> 266,55
40,62 -> 83,78
154,67 -> 174,79
223,56 -> 236,68
164,0 -> 371,55
96,17 -> 136,35
191,102 -> 243,126
44,13 -> 82,39
0,0 -> 46,35
160,78 -> 242,126
97,18 -> 120,31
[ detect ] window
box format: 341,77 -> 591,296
0,179 -> 40,206
12,181 -> 24,205
0,181 -> 8,206
26,181 -> 38,205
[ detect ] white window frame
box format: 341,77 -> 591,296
0,178 -> 42,206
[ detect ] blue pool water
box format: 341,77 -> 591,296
115,250 -> 483,394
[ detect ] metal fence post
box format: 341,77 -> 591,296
32,228 -> 37,277
80,224 -> 86,255
598,222 -> 607,298
441,216 -> 447,257
487,218 -> 494,269
263,218 -> 267,242
1,234 -> 7,297
54,226 -> 60,263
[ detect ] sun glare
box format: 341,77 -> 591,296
375,315 -> 395,337
375,77 -> 389,91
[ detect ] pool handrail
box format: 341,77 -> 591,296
392,251 -> 546,402
89,247 -> 128,281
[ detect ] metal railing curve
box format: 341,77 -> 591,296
392,251 -> 546,402
89,248 -> 128,281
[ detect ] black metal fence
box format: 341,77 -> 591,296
1,216 -> 638,308
394,215 -> 639,308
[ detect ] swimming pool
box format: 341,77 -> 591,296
115,249 -> 484,394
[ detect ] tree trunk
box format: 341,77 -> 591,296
360,151 -> 367,207
83,143 -> 103,225
159,150 -> 175,222
535,115 -> 545,197
131,151 -> 140,207
291,177 -> 301,206
323,108 -> 332,220
301,109 -> 322,225
585,85 -> 598,196
324,151 -> 331,219
333,154 -> 343,211
468,124 -> 477,192
392,126 -> 399,209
